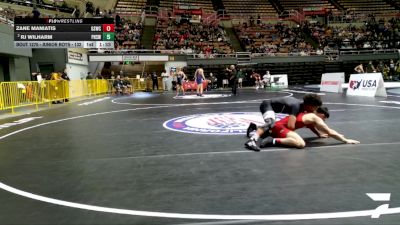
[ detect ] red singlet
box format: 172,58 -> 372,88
270,112 -> 311,138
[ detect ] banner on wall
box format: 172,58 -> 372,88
173,6 -> 202,15
320,72 -> 344,93
67,50 -> 88,65
123,55 -> 139,62
270,74 -> 288,88
89,55 -> 168,62
303,7 -> 326,15
346,73 -> 387,97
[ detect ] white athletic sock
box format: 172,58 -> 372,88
251,133 -> 260,141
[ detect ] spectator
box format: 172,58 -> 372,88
110,71 -> 115,79
262,71 -> 271,88
116,14 -> 121,27
50,72 -> 63,104
366,61 -> 376,73
86,72 -> 93,79
161,70 -> 169,91
74,6 -> 80,18
377,61 -> 385,73
250,71 -> 261,89
61,68 -> 70,102
354,63 -> 365,73
32,7 -> 40,18
122,77 -> 132,94
226,65 -> 238,95
151,72 -> 159,90
389,59 -> 396,79
113,75 -> 123,95
237,68 -> 245,88
141,9 -> 145,23
96,73 -> 104,79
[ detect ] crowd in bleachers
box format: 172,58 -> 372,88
0,5 -> 16,24
233,12 -> 400,55
1,0 -> 399,56
304,16 -> 400,51
115,15 -> 144,50
235,22 -> 315,55
115,0 -> 146,15
153,18 -> 234,55
1,0 -> 114,20
1,0 -> 75,13
221,0 -> 277,18
336,0 -> 397,18
0,4 -> 55,21
0,0 -> 143,50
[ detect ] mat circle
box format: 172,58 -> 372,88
163,112 -> 287,135
173,93 -> 231,99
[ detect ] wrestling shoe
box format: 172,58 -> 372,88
245,139 -> 261,152
260,136 -> 274,148
246,122 -> 257,138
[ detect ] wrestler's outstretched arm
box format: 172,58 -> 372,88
309,126 -> 329,138
313,116 -> 360,144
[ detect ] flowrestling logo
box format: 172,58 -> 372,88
349,79 -> 377,90
163,112 -> 287,135
0,117 -> 42,130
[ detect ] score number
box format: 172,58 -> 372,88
102,24 -> 115,41
102,32 -> 115,41
102,24 -> 115,32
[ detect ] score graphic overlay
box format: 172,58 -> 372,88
14,18 -> 115,48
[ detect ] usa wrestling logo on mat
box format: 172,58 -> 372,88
163,112 -> 286,135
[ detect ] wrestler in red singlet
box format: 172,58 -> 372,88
270,112 -> 313,138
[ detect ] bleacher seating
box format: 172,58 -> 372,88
235,22 -> 315,55
305,17 -> 400,51
159,0 -> 214,12
337,0 -> 398,17
153,18 -> 234,54
115,0 -> 147,14
222,0 -> 277,17
0,2 -> 74,20
1,0 -> 75,13
279,0 -> 336,12
0,5 -> 16,22
115,18 -> 143,50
